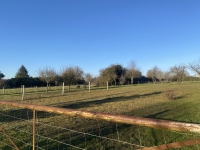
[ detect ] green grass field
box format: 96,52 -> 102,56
0,82 -> 200,149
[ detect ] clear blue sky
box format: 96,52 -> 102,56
1,0 -> 200,79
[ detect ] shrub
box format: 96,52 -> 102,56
164,90 -> 177,100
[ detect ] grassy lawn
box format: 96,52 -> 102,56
0,82 -> 200,149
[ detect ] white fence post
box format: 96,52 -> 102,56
62,82 -> 65,95
32,109 -> 36,150
3,87 -> 5,94
89,82 -> 90,92
22,85 -> 25,100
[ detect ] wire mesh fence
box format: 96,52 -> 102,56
0,101 -> 200,150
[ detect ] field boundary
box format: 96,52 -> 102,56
0,100 -> 200,149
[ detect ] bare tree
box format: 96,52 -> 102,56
163,71 -> 172,82
189,58 -> 200,78
119,69 -> 126,85
170,64 -> 188,84
61,66 -> 84,91
157,70 -> 163,83
54,74 -> 62,86
38,66 -> 57,93
146,66 -> 160,84
126,60 -> 141,84
84,73 -> 93,83
92,77 -> 100,87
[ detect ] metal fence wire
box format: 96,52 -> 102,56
0,101 -> 200,150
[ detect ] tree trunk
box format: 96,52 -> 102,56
46,82 -> 48,94
131,78 -> 133,84
68,85 -> 70,91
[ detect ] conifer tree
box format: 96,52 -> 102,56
15,65 -> 29,78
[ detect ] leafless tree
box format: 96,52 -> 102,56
170,64 -> 188,84
54,74 -> 62,86
61,66 -> 84,91
146,66 -> 160,84
84,73 -> 93,83
92,77 -> 100,87
163,71 -> 172,82
157,70 -> 164,83
37,66 -> 57,93
119,74 -> 126,85
189,58 -> 200,78
126,60 -> 141,84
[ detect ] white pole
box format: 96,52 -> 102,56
22,85 -> 24,100
3,87 -> 5,94
62,82 -> 65,95
107,81 -> 108,91
89,82 -> 90,92
46,83 -> 48,94
34,86 -> 37,95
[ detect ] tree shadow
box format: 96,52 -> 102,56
61,91 -> 162,109
0,93 -> 196,149
0,91 -> 162,123
174,95 -> 185,100
0,108 -> 58,123
146,110 -> 170,118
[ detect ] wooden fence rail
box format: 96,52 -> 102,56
0,100 -> 200,149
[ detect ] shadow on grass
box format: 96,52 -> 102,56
146,110 -> 170,118
174,95 -> 185,100
0,94 -> 197,149
0,108 -> 58,123
61,91 -> 162,109
0,91 -> 162,124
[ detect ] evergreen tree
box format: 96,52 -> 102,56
15,65 -> 29,78
13,65 -> 30,87
0,71 -> 5,79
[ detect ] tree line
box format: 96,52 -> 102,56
0,58 -> 200,88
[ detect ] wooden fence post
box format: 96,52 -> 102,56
32,109 -> 36,150
3,87 -> 5,94
89,82 -> 90,92
107,81 -> 108,91
46,83 -> 48,94
35,86 -> 37,93
22,85 -> 24,100
62,82 -> 65,95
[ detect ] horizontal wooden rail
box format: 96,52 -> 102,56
138,138 -> 200,150
0,100 -> 200,134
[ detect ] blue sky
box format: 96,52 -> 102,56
1,0 -> 200,79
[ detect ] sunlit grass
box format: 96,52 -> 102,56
1,82 -> 200,149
